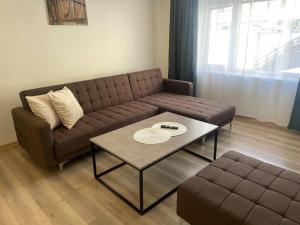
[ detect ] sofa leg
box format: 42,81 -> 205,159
59,163 -> 64,172
230,123 -> 232,132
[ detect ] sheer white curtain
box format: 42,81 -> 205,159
196,0 -> 300,126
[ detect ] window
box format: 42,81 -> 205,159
208,7 -> 233,66
199,0 -> 300,76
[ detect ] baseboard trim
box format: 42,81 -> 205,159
0,142 -> 18,151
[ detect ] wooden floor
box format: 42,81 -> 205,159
0,116 -> 300,225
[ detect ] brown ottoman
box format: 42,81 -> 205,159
177,151 -> 300,225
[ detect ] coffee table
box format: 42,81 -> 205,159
90,112 -> 219,215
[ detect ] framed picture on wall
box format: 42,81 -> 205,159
46,0 -> 88,25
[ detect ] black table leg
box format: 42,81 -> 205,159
213,129 -> 218,160
92,143 -> 97,178
139,170 -> 144,215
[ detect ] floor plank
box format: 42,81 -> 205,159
0,116 -> 299,225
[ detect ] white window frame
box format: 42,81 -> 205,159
198,0 -> 300,75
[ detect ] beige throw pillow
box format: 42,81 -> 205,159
26,92 -> 60,130
48,87 -> 84,129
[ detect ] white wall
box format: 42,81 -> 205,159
0,0 -> 155,146
154,0 -> 170,78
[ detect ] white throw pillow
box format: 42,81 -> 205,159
26,92 -> 60,130
48,87 -> 84,129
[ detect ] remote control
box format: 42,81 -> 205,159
160,125 -> 179,130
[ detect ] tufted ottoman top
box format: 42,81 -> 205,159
177,151 -> 300,225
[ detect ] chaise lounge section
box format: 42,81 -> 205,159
12,68 -> 235,168
128,69 -> 235,126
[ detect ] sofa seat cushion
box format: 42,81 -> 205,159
177,151 -> 300,225
52,101 -> 159,158
137,92 -> 235,126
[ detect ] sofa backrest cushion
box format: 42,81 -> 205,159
20,74 -> 134,114
128,68 -> 163,99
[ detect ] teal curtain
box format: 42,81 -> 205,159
289,80 -> 300,132
168,0 -> 198,86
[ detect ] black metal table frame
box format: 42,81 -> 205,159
91,129 -> 218,215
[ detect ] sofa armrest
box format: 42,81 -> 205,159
11,107 -> 56,167
163,79 -> 194,96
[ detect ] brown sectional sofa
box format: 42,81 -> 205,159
177,151 -> 300,225
12,68 -> 235,167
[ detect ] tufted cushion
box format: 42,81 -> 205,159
52,101 -> 159,158
128,68 -> 163,99
177,151 -> 300,225
137,92 -> 235,126
20,74 -> 134,114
